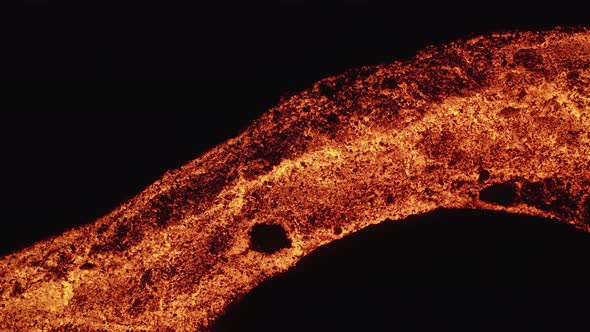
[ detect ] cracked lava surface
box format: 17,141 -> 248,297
1,27 -> 590,331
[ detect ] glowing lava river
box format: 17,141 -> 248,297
1,27 -> 589,331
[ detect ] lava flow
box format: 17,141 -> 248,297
1,27 -> 590,331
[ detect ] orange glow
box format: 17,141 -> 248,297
1,27 -> 590,331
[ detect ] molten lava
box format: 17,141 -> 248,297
1,27 -> 590,331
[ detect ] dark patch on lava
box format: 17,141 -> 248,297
333,225 -> 342,235
385,194 -> 395,204
318,79 -> 344,100
381,77 -> 398,89
567,70 -> 580,81
89,218 -> 144,255
96,224 -> 108,234
10,281 -> 24,297
520,177 -> 581,219
79,262 -> 96,270
513,48 -> 545,73
499,106 -> 520,117
140,269 -> 153,287
521,180 -> 546,205
477,169 -> 490,183
243,128 -> 309,179
150,192 -> 174,226
479,181 -> 519,206
208,227 -> 232,255
37,249 -> 74,280
249,224 -> 291,254
325,112 -> 340,126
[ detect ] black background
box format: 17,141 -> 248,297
2,1 -> 588,254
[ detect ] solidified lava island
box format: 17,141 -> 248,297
1,27 -> 590,331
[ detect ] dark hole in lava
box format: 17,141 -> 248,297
79,262 -> 96,270
477,169 -> 490,182
249,223 -> 291,254
479,181 -> 518,206
214,208 -> 590,332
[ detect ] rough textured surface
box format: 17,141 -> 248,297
1,27 -> 590,331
